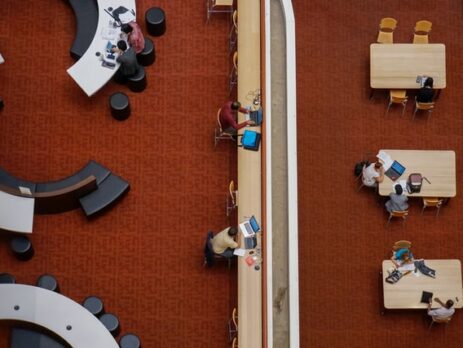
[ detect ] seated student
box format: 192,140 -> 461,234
391,247 -> 414,267
385,184 -> 409,213
417,77 -> 434,103
428,297 -> 455,320
211,227 -> 238,258
120,22 -> 145,54
362,162 -> 384,187
219,101 -> 254,134
112,40 -> 140,78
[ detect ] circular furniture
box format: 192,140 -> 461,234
109,92 -> 131,121
10,236 -> 34,261
0,273 -> 16,283
137,37 -> 155,66
127,67 -> 147,93
100,313 -> 121,337
119,333 -> 141,348
145,7 -> 166,36
36,274 -> 60,293
83,295 -> 105,317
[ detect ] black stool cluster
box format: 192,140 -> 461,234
119,333 -> 142,348
127,66 -> 147,93
0,273 -> 16,283
109,92 -> 131,121
36,274 -> 60,293
145,7 -> 166,37
137,37 -> 156,66
11,236 -> 34,261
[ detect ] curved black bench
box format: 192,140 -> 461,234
11,327 -> 66,348
79,174 -> 130,217
66,0 -> 99,60
0,167 -> 36,193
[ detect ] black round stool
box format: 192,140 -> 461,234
83,296 -> 105,317
11,236 -> 34,261
145,7 -> 166,36
137,37 -> 155,66
100,313 -> 121,337
0,98 -> 4,109
119,333 -> 141,348
109,92 -> 131,120
127,67 -> 146,93
36,274 -> 60,293
0,273 -> 16,284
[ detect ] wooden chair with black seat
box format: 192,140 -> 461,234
228,307 -> 238,342
413,20 -> 432,44
386,210 -> 408,228
229,51 -> 238,95
231,337 -> 238,348
421,197 -> 444,216
226,180 -> 238,216
214,108 -> 235,147
385,90 -> 408,116
204,231 -> 232,269
412,98 -> 435,121
377,17 -> 397,44
206,0 -> 234,23
392,240 -> 412,251
229,10 -> 238,53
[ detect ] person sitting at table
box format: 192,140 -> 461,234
390,247 -> 414,267
120,22 -> 145,54
362,162 -> 384,187
220,101 -> 254,134
112,40 -> 140,78
385,184 -> 409,213
211,227 -> 238,258
417,77 -> 434,103
428,297 -> 455,319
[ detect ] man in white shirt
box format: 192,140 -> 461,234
211,227 -> 238,258
428,297 -> 455,319
362,162 -> 384,187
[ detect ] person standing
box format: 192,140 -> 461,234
219,101 -> 253,134
211,227 -> 238,258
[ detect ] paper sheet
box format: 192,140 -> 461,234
233,248 -> 246,257
377,150 -> 393,170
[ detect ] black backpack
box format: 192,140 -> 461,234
354,161 -> 370,177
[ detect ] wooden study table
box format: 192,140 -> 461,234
237,0 -> 262,347
370,43 -> 446,89
378,150 -> 456,197
382,260 -> 463,310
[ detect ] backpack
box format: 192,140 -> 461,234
407,173 -> 431,194
354,161 -> 370,177
240,130 -> 261,151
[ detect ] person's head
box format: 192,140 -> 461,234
117,40 -> 128,52
394,184 -> 403,195
121,24 -> 133,34
424,77 -> 434,88
231,101 -> 241,111
374,162 -> 383,170
401,252 -> 410,261
228,227 -> 238,236
446,299 -> 454,309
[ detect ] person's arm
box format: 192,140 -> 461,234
427,298 -> 434,313
434,297 -> 446,307
238,106 -> 250,114
375,167 -> 385,183
223,110 -> 251,130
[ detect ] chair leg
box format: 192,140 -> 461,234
428,319 -> 434,330
357,182 -> 365,192
428,109 -> 432,120
385,215 -> 391,228
401,102 -> 407,117
385,101 -> 392,116
436,205 -> 441,217
412,107 -> 418,121
421,205 -> 425,215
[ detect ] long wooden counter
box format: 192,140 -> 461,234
237,0 -> 262,347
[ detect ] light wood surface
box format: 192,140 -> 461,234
378,150 -> 456,197
0,284 -> 118,347
0,190 -> 34,233
237,0 -> 262,347
67,0 -> 136,96
382,260 -> 463,309
370,43 -> 446,89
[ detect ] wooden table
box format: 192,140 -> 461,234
378,150 -> 456,197
370,43 -> 446,89
237,0 -> 262,347
382,260 -> 463,309
0,284 -> 118,348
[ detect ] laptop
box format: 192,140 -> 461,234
384,160 -> 406,181
239,216 -> 261,237
244,235 -> 257,249
245,107 -> 263,126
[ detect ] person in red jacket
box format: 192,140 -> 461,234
220,101 -> 254,133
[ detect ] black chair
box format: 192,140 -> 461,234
36,274 -> 60,293
10,236 -> 34,261
145,7 -> 166,36
109,92 -> 131,120
0,273 -> 16,283
127,67 -> 147,93
83,295 -> 105,317
119,333 -> 141,348
204,231 -> 231,268
100,313 -> 121,337
137,37 -> 155,66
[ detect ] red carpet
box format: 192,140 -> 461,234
0,1 -> 237,347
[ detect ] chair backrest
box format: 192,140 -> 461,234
217,108 -> 224,132
232,307 -> 238,327
391,210 -> 408,218
415,20 -> 432,34
379,17 -> 397,31
432,315 -> 452,324
391,95 -> 408,104
229,180 -> 236,205
393,240 -> 412,251
416,101 -> 435,110
423,197 -> 443,207
232,10 -> 238,29
233,51 -> 238,69
232,337 -> 238,348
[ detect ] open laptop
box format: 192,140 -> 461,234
245,107 -> 263,126
239,216 -> 261,249
384,160 -> 406,181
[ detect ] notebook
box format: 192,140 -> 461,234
421,291 -> 433,303
384,160 -> 406,181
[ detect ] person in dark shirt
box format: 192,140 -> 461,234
112,40 -> 140,78
417,77 -> 434,103
219,101 -> 253,134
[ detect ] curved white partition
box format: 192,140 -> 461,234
0,284 -> 118,348
0,190 -> 34,233
67,0 -> 136,96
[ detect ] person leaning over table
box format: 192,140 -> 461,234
220,101 -> 254,134
428,297 -> 455,320
390,248 -> 413,268
362,162 -> 384,187
211,227 -> 239,258
417,77 -> 434,103
385,184 -> 409,213
112,40 -> 140,78
120,22 -> 145,54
